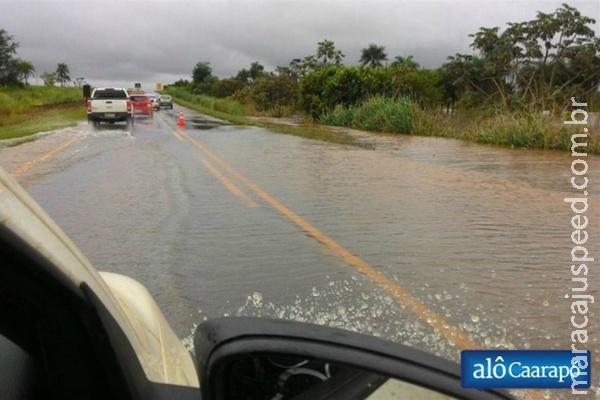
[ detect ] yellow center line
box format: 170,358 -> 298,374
178,130 -> 481,350
172,129 -> 184,141
200,158 -> 258,208
178,118 -> 543,400
11,136 -> 79,177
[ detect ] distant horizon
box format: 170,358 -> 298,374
3,1 -> 598,89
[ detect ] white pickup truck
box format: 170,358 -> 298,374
86,87 -> 134,127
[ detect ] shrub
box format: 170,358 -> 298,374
250,75 -> 299,117
320,96 -> 417,134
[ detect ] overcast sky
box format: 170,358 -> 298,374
1,0 -> 598,90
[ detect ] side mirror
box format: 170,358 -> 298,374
194,317 -> 514,400
83,84 -> 91,98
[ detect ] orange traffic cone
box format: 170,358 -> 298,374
177,112 -> 186,127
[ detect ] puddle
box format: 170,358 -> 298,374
188,117 -> 230,130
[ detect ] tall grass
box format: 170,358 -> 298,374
320,96 -> 416,134
165,88 -> 361,146
414,110 -> 599,153
0,86 -> 85,141
320,96 -> 599,153
0,86 -> 83,126
167,87 -> 598,153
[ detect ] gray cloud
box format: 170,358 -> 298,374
1,0 -> 598,89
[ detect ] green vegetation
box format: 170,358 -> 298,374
0,28 -> 83,142
166,3 -> 599,153
320,96 -> 416,134
0,86 -> 85,141
2,4 -> 598,151
413,109 -> 599,152
166,88 -> 359,146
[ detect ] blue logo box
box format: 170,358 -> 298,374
461,350 -> 591,389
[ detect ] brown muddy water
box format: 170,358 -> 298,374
1,109 -> 598,398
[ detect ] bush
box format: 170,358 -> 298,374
250,75 -> 299,117
320,96 -> 417,134
210,78 -> 246,99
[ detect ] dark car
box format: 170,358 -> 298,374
159,95 -> 173,109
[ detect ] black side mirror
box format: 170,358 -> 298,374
83,84 -> 91,98
194,317 -> 514,400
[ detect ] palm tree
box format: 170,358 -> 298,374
16,59 -> 35,85
359,44 -> 388,68
55,63 -> 70,87
391,55 -> 420,70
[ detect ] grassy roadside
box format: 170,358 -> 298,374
2,86 -> 593,153
410,108 -> 600,154
169,94 -> 363,147
170,90 -> 599,153
0,105 -> 86,142
320,97 -> 600,153
0,86 -> 86,142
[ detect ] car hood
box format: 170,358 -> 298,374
0,167 -> 199,387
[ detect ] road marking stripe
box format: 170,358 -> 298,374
11,136 -> 79,177
179,130 -> 481,350
178,118 -> 543,400
200,158 -> 258,208
172,129 -> 184,141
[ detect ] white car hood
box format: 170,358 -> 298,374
0,167 -> 199,387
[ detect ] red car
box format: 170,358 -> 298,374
129,94 -> 153,117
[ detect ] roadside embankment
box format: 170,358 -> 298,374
169,93 -> 362,147
0,86 -> 86,143
168,90 -> 599,154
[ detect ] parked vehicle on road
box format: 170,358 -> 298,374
159,95 -> 173,109
86,87 -> 134,127
130,94 -> 154,117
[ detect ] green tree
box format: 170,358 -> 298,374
289,56 -> 317,77
359,44 -> 388,68
55,63 -> 70,87
323,66 -> 365,108
192,61 -> 216,93
455,3 -> 600,111
211,77 -> 246,98
289,39 -> 345,78
236,62 -> 266,85
40,71 -> 56,87
236,68 -> 251,84
251,74 -> 299,117
249,61 -> 265,82
299,66 -> 339,118
16,59 -> 35,85
391,55 -> 420,70
0,29 -> 19,86
315,39 -> 345,66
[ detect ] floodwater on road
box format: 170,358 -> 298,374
1,108 -> 598,398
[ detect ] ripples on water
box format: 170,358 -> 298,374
3,120 -> 598,399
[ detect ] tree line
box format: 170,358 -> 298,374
0,28 -> 76,87
3,2 -> 598,115
170,3 -> 599,117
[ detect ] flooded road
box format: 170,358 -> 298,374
1,107 -> 598,398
